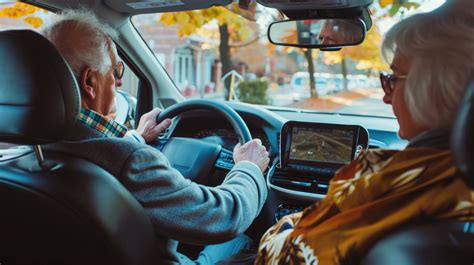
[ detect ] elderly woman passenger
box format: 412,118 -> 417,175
255,1 -> 474,264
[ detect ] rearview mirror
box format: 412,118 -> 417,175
268,18 -> 365,49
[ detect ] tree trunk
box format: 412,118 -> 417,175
219,23 -> 234,100
304,49 -> 317,98
341,57 -> 348,91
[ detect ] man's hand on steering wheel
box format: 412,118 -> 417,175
233,139 -> 270,173
136,108 -> 172,143
153,99 -> 261,180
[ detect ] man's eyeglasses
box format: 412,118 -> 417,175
113,61 -> 124,80
379,72 -> 407,95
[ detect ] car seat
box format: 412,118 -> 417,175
0,30 -> 158,265
361,76 -> 474,265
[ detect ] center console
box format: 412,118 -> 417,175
268,121 -> 369,201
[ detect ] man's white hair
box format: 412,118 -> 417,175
42,9 -> 118,77
381,0 -> 474,129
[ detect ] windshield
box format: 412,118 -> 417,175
130,1 -> 443,118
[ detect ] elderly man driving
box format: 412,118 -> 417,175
42,9 -> 270,265
317,19 -> 363,45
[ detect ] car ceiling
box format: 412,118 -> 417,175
25,0 -> 371,21
26,0 -> 236,15
104,0 -> 234,14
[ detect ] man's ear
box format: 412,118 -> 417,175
79,67 -> 97,101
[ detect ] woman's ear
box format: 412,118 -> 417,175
79,67 -> 97,101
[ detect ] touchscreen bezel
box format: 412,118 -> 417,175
280,121 -> 366,170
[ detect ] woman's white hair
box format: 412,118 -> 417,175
381,0 -> 474,129
42,9 -> 118,77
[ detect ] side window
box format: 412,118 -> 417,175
114,56 -> 139,130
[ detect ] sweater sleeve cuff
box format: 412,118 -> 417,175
232,161 -> 262,177
126,130 -> 145,144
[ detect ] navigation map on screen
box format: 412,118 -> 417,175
289,127 -> 354,164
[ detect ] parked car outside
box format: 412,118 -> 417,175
290,72 -> 342,100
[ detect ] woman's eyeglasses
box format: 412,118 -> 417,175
379,72 -> 407,95
113,61 -> 124,80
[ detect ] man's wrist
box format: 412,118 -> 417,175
126,130 -> 145,144
234,160 -> 262,174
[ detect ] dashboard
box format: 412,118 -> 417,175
167,103 -> 407,202
170,114 -> 272,152
192,128 -> 270,151
162,102 -> 408,227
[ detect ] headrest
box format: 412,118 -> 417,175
451,75 -> 474,188
0,30 -> 80,145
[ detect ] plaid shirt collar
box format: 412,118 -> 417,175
77,108 -> 127,138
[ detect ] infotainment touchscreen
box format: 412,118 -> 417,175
289,127 -> 354,164
280,121 -> 369,172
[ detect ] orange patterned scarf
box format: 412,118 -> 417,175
256,148 -> 474,264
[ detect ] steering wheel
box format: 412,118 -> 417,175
155,99 -> 252,182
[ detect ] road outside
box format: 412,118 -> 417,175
192,84 -> 394,118
268,85 -> 394,118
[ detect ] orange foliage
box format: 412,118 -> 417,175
324,26 -> 388,71
0,2 -> 44,28
279,28 -> 298,44
0,2 -> 39,18
23,16 -> 43,28
159,5 -> 252,41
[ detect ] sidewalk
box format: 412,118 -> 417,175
286,88 -> 380,111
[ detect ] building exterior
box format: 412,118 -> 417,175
133,15 -> 220,97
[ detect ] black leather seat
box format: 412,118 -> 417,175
361,76 -> 474,265
0,30 -> 158,265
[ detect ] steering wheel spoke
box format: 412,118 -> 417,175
150,138 -> 168,151
215,148 -> 235,170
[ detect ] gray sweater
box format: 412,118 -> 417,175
45,121 -> 268,263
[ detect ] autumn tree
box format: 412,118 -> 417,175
0,2 -> 44,28
323,25 -> 387,90
267,26 -> 320,98
160,4 -> 257,99
322,0 -> 420,90
266,0 -> 421,96
379,0 -> 421,16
